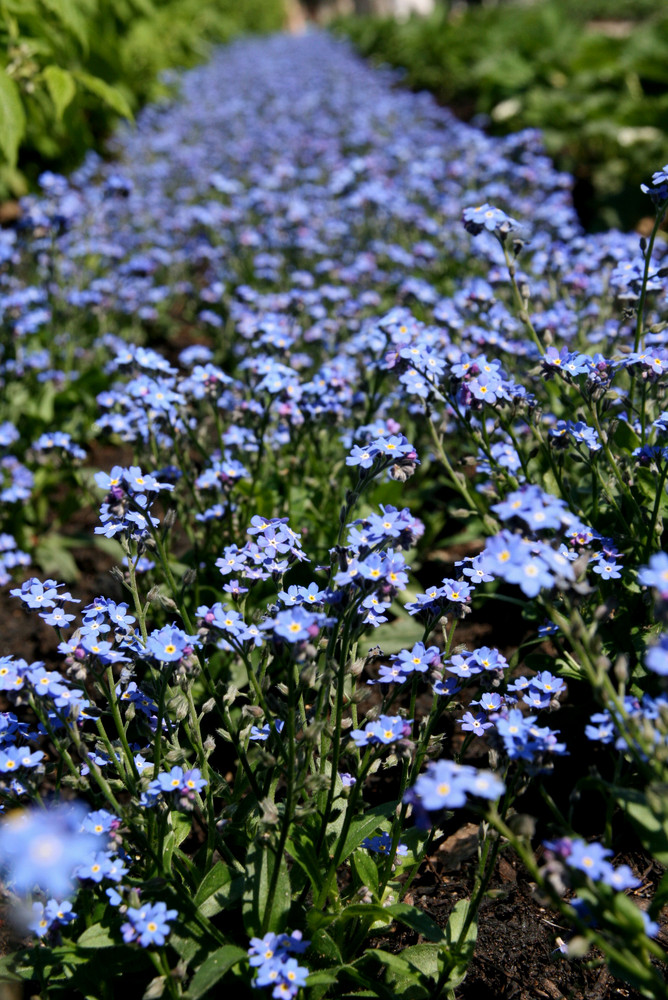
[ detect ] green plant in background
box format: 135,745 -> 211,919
335,0 -> 668,232
0,0 -> 286,199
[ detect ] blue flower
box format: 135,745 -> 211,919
145,624 -> 198,662
638,552 -> 668,594
350,714 -> 409,747
645,633 -> 668,675
362,832 -> 408,856
406,760 -> 505,820
462,203 -> 521,239
0,802 -> 101,898
459,711 -> 493,736
121,901 -> 178,947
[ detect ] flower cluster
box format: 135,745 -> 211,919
248,930 -> 310,999
141,765 -> 207,808
350,715 -> 411,748
121,901 -> 178,947
404,759 -> 505,828
94,465 -> 174,542
0,802 -> 103,898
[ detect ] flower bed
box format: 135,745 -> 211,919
0,30 -> 666,1000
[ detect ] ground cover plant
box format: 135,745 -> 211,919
0,0 -> 285,200
335,0 -> 668,232
0,27 -> 667,1000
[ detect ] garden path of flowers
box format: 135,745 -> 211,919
0,28 -> 667,1000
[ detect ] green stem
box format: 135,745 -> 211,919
315,749 -> 375,910
503,245 -> 544,356
643,456 -> 668,558
105,665 -> 140,787
261,661 -> 297,934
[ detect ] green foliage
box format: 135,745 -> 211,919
335,0 -> 668,231
0,0 -> 286,195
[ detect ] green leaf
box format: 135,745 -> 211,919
610,784 -> 668,865
163,811 -> 192,871
439,899 -> 477,990
377,944 -> 438,999
372,949 -> 417,977
610,891 -> 648,935
0,72 -> 26,168
305,970 -> 342,986
242,841 -> 292,936
35,533 -> 80,582
400,943 -> 442,981
330,903 -> 392,929
73,71 -> 133,119
352,849 -> 380,896
554,656 -> 585,681
338,803 -> 396,863
0,954 -> 29,982
310,929 -> 343,963
368,610 -> 421,655
194,861 -> 243,917
172,811 -> 192,847
77,923 -> 116,949
385,903 -> 444,943
43,66 -> 77,121
39,0 -> 90,50
286,827 -> 325,893
650,868 -> 668,919
186,945 -> 247,1000
0,945 -> 67,981
168,933 -> 202,966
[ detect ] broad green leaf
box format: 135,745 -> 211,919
39,0 -> 90,50
171,811 -> 192,847
310,929 -> 343,963
377,945 -> 437,1000
372,949 -> 418,977
286,828 -> 325,893
73,71 -> 133,119
554,656 -> 585,681
305,970 -> 342,986
330,903 -> 392,929
400,943 -> 442,981
77,923 -> 116,949
445,898 -> 476,951
386,903 -> 444,943
186,945 -> 246,999
352,849 -> 380,896
610,784 -> 668,865
0,72 -> 26,167
163,811 -> 192,871
43,65 -> 77,121
439,899 -> 478,990
194,861 -> 243,917
35,533 -> 79,582
610,890 -> 649,934
242,841 -> 292,936
367,610 -> 421,655
0,945 -> 67,981
0,954 -> 28,981
168,933 -> 202,966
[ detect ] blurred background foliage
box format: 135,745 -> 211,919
0,0 -> 286,200
334,0 -> 668,232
